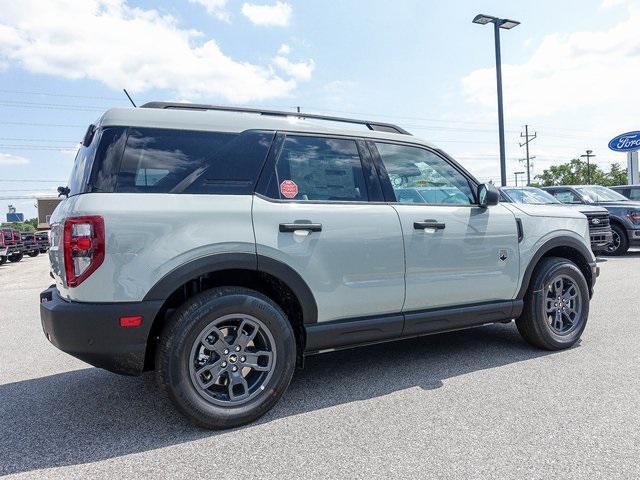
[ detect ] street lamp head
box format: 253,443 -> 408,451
499,19 -> 520,30
473,14 -> 520,29
472,14 -> 496,25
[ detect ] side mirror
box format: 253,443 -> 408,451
478,183 -> 500,207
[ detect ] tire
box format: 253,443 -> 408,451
28,251 -> 39,257
603,223 -> 629,256
516,256 -> 590,350
156,287 -> 296,429
0,256 -> 6,266
8,253 -> 23,263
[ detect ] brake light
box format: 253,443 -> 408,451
63,216 -> 105,287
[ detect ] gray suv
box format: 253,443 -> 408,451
40,103 -> 598,429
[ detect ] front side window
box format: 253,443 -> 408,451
375,143 -> 474,205
273,135 -> 368,201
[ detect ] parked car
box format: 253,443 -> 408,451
35,231 -> 50,253
610,184 -> 640,201
0,229 -> 6,265
20,232 -> 40,257
542,185 -> 640,255
1,228 -> 24,263
500,186 -> 613,253
41,103 -> 598,429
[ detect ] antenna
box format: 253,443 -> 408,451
123,89 -> 137,107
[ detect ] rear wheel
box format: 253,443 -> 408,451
516,256 -> 589,350
8,253 -> 23,262
604,224 -> 629,256
156,287 -> 296,429
0,256 -> 6,265
28,251 -> 39,257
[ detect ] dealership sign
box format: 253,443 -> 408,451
609,131 -> 640,152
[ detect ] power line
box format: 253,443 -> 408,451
0,179 -> 66,183
0,89 -> 125,101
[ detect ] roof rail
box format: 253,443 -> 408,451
140,101 -> 411,135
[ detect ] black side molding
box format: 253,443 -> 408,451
516,218 -> 524,242
304,300 -> 522,354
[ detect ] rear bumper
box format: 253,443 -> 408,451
39,286 -> 162,376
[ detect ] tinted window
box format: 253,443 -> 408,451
273,136 -> 368,201
629,189 -> 640,201
551,190 -> 583,204
115,128 -> 273,194
375,143 -> 474,205
68,131 -> 98,196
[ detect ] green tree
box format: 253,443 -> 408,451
0,221 -> 36,232
607,163 -> 627,186
536,158 -> 627,187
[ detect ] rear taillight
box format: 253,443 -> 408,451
63,216 -> 105,287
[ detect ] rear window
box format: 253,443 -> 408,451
115,128 -> 273,194
71,126 -> 274,195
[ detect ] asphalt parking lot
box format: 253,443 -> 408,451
1,254 -> 639,479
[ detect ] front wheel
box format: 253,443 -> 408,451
603,224 -> 629,256
0,256 -> 6,266
28,251 -> 39,257
516,256 -> 590,350
8,253 -> 23,262
156,287 -> 296,429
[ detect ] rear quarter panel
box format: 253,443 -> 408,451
49,193 -> 254,302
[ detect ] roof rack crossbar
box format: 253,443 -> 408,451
140,102 -> 411,135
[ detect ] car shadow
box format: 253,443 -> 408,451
0,323 -> 560,476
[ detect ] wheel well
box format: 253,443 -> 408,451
538,246 -> 592,293
144,268 -> 306,370
608,217 -> 628,237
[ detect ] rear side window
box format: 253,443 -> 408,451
115,128 -> 273,194
272,135 -> 368,201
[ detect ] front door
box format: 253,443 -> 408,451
370,141 -> 520,312
252,133 -> 405,324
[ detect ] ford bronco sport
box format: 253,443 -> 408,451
40,103 -> 598,429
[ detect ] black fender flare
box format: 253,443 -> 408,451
143,252 -> 318,325
516,236 -> 595,299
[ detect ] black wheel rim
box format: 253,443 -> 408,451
544,274 -> 583,335
607,230 -> 621,253
189,314 -> 276,406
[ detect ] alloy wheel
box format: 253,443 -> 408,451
607,230 -> 621,253
189,314 -> 276,406
544,274 -> 583,335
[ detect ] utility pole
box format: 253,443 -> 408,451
580,150 -> 596,184
519,125 -> 537,185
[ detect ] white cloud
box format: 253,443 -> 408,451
0,0 -> 311,103
242,1 -> 292,27
0,153 -> 30,165
189,0 -> 230,22
273,55 -> 314,81
277,43 -> 291,55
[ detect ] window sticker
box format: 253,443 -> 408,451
280,179 -> 298,199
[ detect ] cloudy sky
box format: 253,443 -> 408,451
1,0 -> 639,218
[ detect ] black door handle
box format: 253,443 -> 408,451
414,219 -> 446,230
279,223 -> 323,233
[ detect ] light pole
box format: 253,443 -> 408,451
473,14 -> 520,187
580,149 -> 596,184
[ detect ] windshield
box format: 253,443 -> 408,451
502,187 -> 561,205
575,186 -> 627,202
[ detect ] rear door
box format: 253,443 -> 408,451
369,140 -> 520,312
252,133 -> 405,324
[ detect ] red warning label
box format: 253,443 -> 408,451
280,180 -> 298,199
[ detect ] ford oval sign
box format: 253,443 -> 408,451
609,131 -> 640,152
